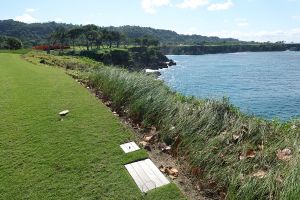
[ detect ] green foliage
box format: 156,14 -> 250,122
25,52 -> 300,199
24,51 -> 101,71
2,19 -> 300,53
106,25 -> 239,45
134,36 -> 160,47
67,28 -> 84,49
0,20 -> 75,46
128,47 -> 169,69
0,19 -> 239,47
77,49 -> 130,66
76,47 -> 169,70
0,35 -> 23,49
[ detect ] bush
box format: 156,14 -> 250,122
0,35 -> 23,50
79,49 -> 130,66
32,45 -> 70,51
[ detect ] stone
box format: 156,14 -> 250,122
59,110 -> 69,116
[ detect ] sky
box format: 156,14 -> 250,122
1,0 -> 300,42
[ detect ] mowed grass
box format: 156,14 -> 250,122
0,53 -> 185,200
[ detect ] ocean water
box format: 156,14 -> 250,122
160,51 -> 300,120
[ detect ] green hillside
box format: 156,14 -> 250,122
0,19 -> 239,46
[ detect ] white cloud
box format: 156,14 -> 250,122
14,13 -> 39,23
207,0 -> 233,11
176,0 -> 209,9
26,8 -> 37,12
144,0 -> 233,11
141,0 -> 171,14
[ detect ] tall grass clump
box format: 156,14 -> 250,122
25,52 -> 300,199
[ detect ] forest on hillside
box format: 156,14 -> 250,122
0,19 -> 240,47
1,19 -> 299,55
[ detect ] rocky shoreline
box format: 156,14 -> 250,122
76,46 -> 176,71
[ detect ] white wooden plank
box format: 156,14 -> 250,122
130,161 -> 157,191
131,161 -> 155,188
124,159 -> 170,193
143,159 -> 169,186
144,159 -> 170,185
137,160 -> 164,187
125,164 -> 146,192
127,162 -> 154,192
120,142 -> 140,153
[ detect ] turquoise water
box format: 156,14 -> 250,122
161,52 -> 300,120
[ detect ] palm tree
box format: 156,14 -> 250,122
82,25 -> 98,50
86,30 -> 99,50
52,27 -> 68,53
68,28 -> 83,51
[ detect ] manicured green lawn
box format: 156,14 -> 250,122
0,53 -> 185,200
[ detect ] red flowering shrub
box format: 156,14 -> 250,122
33,45 -> 70,51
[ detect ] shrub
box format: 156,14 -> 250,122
32,45 -> 70,51
0,35 -> 23,50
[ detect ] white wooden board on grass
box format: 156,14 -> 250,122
120,142 -> 140,153
125,159 -> 170,192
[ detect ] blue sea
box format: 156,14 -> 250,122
160,51 -> 300,120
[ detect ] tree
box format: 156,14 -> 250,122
141,37 -> 149,47
52,27 -> 68,53
101,29 -> 110,48
148,38 -> 159,46
0,36 -> 5,49
86,30 -> 100,50
134,38 -> 141,46
120,34 -> 127,48
111,31 -> 121,48
82,25 -> 98,50
0,36 -> 23,49
105,31 -> 114,48
134,36 -> 160,47
95,31 -> 103,49
68,28 -> 83,50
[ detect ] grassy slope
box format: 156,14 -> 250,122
0,53 -> 185,200
23,52 -> 300,199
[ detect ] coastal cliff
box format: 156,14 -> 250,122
77,47 -> 176,71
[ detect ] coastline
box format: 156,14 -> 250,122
159,52 -> 300,121
160,43 -> 300,55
